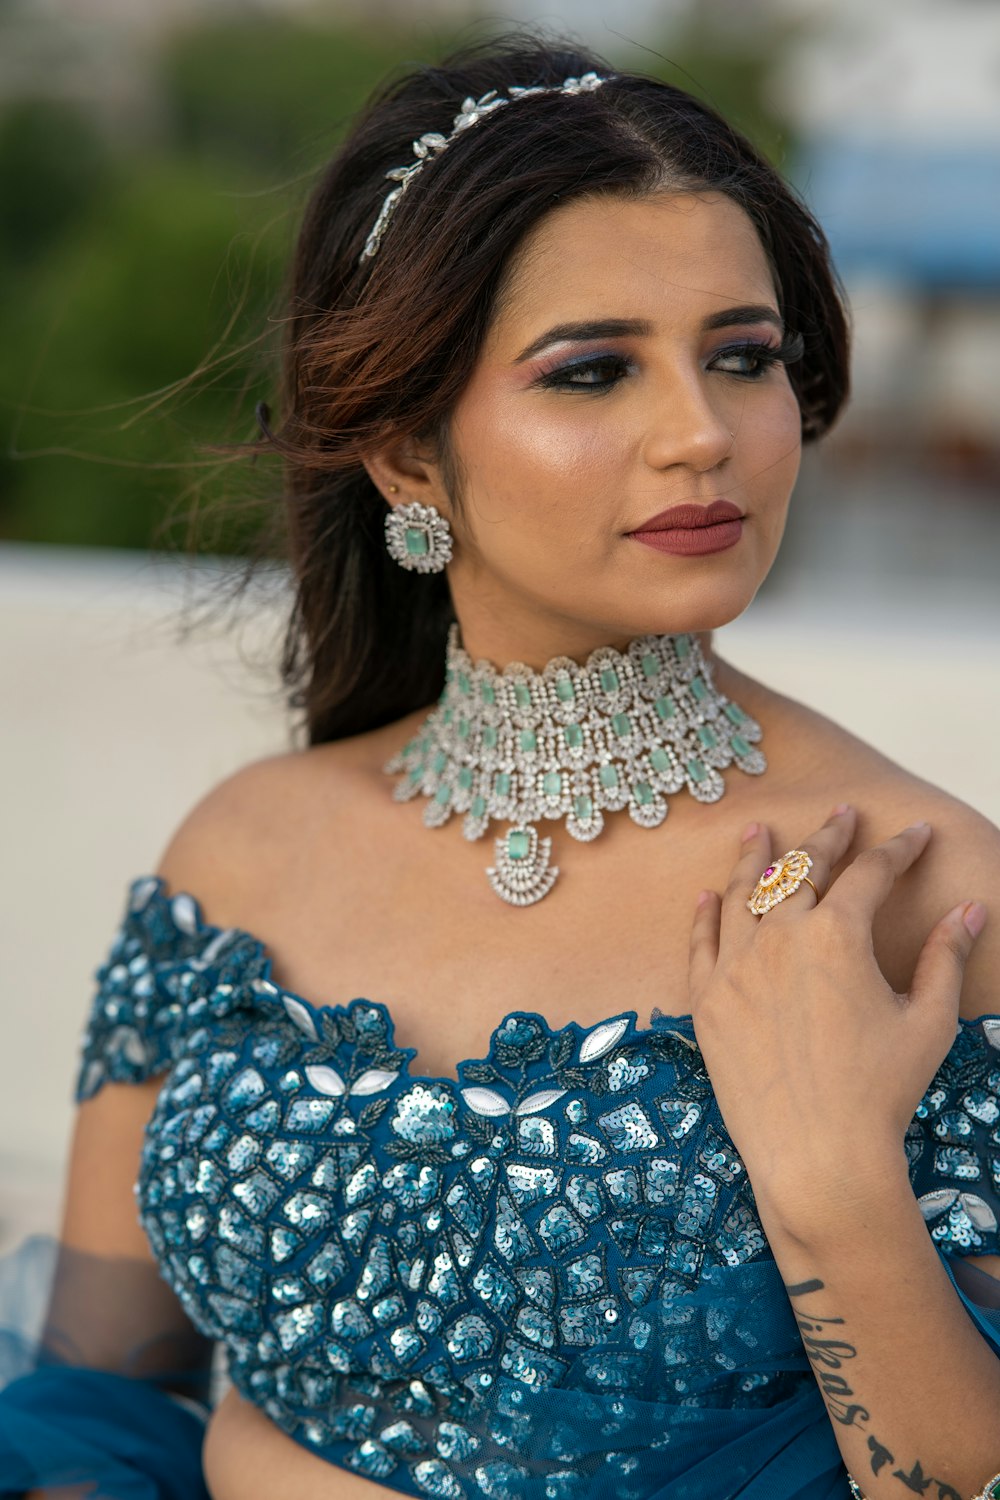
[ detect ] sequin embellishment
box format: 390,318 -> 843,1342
76,878 -> 1000,1497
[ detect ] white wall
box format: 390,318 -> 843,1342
0,547 -> 291,1250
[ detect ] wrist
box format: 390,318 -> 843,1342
851,1470 -> 1000,1500
750,1140 -> 915,1251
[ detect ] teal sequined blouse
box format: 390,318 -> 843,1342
73,876 -> 1000,1499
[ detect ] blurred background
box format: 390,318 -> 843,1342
2,0 -> 998,1250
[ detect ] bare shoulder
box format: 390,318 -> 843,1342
771,687 -> 1000,1017
154,710 -> 424,923
871,774 -> 1000,1020
864,771 -> 1000,1294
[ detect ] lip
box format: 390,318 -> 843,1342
629,520 -> 743,556
629,499 -> 744,533
626,497 -> 745,558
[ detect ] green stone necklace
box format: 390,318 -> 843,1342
384,625 -> 766,906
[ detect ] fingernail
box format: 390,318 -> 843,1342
742,822 -> 760,842
830,803 -> 852,816
696,890 -> 712,909
963,902 -> 987,938
906,820 -> 931,833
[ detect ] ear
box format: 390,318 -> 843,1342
361,433 -> 452,517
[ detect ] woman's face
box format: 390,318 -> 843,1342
417,190 -> 802,666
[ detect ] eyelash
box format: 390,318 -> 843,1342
533,333 -> 805,393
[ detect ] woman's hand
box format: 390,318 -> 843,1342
687,805 -> 988,1239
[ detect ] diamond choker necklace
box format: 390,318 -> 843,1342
385,625 -> 766,906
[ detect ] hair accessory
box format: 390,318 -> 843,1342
385,625 -> 766,906
385,500 -> 454,573
747,850 -> 819,915
360,72 -> 611,262
850,1478 -> 1000,1500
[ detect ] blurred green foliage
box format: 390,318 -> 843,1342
163,17 -> 410,169
0,12 -> 795,552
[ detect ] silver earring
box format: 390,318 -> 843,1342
384,500 -> 454,574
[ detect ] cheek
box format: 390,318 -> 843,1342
768,382 -> 804,456
743,384 -> 802,490
454,386 -> 626,520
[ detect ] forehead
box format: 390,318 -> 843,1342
490,191 -> 778,348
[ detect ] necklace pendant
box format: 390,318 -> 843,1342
486,824 -> 558,906
386,626 -> 769,910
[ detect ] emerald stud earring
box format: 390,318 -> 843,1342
384,499 -> 454,574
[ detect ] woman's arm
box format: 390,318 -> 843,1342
688,806 -> 1000,1498
203,1387 -> 399,1499
2,1078 -> 215,1500
41,1087 -> 215,1394
757,1162 -> 1000,1498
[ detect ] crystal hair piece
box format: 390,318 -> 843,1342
359,72 -> 612,263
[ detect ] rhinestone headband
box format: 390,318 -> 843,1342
359,71 -> 612,263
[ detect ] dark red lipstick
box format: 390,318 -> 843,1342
627,498 -> 744,557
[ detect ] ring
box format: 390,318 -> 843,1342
747,849 -> 820,915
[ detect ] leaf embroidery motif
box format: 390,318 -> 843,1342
963,1194 -> 998,1231
515,1089 -> 567,1117
283,997 -> 319,1040
171,893 -> 199,935
304,1064 -> 346,1097
462,1062 -> 502,1085
578,1018 -> 630,1063
460,1087 -> 511,1118
918,1188 -> 998,1231
350,1069 -> 399,1096
981,1018 -> 1000,1050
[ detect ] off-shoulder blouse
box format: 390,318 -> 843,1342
8,874 -> 1000,1500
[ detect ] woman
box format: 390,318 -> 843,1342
2,33 -> 1000,1500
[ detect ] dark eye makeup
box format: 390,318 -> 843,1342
532,332 -> 805,394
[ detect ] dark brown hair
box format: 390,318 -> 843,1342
265,33 -> 850,745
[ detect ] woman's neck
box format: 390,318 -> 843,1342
453,619 -> 716,673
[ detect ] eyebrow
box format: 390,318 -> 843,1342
513,305 -> 784,364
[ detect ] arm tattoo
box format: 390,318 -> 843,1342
785,1279 -> 961,1500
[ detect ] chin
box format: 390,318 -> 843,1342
616,573 -> 763,640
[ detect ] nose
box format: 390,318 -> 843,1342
641,366 -> 736,475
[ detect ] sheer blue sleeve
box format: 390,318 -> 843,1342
0,1366 -> 210,1500
0,1235 -> 215,1499
0,878 -> 236,1497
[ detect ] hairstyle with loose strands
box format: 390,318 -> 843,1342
259,33 -> 850,746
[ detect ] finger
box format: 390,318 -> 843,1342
754,803 -> 858,923
719,820 -> 773,950
910,900 -> 987,1011
822,820 -> 934,923
688,888 -> 722,1005
734,805 -> 855,934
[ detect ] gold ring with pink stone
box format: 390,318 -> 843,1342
747,848 -> 820,915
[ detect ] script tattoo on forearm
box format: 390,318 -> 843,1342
785,1279 -> 961,1500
